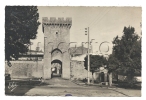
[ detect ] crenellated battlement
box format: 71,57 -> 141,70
42,17 -> 72,26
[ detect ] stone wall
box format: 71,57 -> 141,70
71,61 -> 94,80
5,61 -> 43,79
70,61 -> 108,82
5,60 -> 108,82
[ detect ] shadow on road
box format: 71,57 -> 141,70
5,85 -> 34,96
5,80 -> 42,96
112,81 -> 141,90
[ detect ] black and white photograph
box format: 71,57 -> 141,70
4,5 -> 142,97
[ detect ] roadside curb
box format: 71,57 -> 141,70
71,81 -> 107,88
71,80 -> 85,85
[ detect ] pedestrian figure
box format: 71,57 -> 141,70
39,77 -> 44,85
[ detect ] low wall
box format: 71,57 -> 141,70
70,61 -> 108,82
5,60 -> 108,82
5,61 -> 44,79
71,61 -> 96,80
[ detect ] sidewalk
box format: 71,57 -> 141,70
72,80 -> 116,88
72,80 -> 141,96
72,81 -> 108,90
5,78 -> 42,86
109,88 -> 141,97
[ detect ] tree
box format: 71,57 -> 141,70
112,26 -> 141,82
84,55 -> 107,83
107,54 -> 120,86
5,6 -> 40,64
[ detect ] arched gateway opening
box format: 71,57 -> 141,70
51,48 -> 62,78
51,60 -> 62,78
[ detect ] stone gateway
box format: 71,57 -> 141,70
42,17 -> 72,79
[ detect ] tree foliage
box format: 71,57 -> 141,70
107,54 -> 119,73
84,55 -> 107,74
5,6 -> 40,62
111,26 -> 141,76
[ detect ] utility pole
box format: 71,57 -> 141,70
87,27 -> 90,84
85,27 -> 90,84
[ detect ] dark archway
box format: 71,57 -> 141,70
101,72 -> 105,82
51,59 -> 62,78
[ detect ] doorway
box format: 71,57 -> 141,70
51,60 -> 62,78
101,72 -> 105,82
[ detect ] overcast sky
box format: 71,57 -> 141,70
31,6 -> 142,55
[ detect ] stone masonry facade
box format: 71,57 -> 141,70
42,17 -> 72,79
5,61 -> 44,79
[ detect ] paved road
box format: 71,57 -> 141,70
5,77 -> 141,97
24,86 -> 124,96
24,86 -> 141,97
